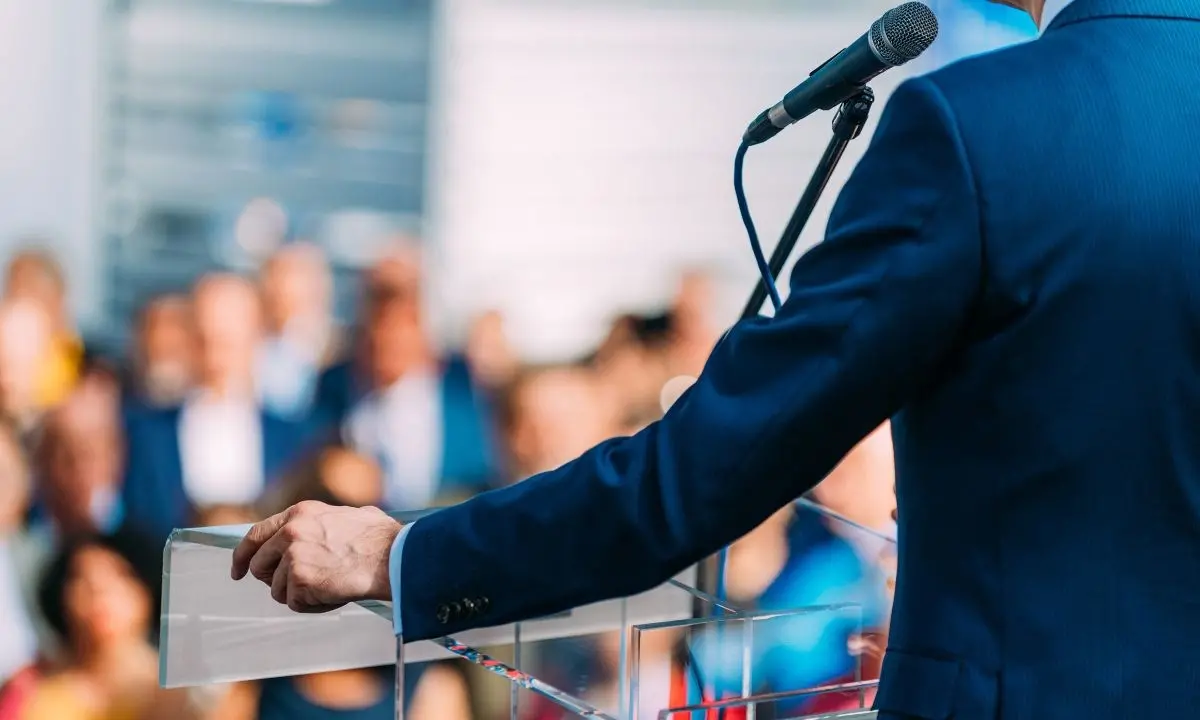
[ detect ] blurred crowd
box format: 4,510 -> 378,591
0,237 -> 896,720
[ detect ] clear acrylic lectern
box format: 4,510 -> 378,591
160,501 -> 893,719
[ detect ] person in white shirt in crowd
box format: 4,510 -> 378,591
315,244 -> 496,512
121,274 -> 313,543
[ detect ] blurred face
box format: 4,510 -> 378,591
674,273 -> 713,324
260,247 -> 330,335
466,312 -> 517,389
138,298 -> 194,404
319,449 -> 383,507
508,370 -> 617,476
365,292 -> 427,388
65,545 -> 150,647
5,256 -> 64,330
595,341 -> 669,421
43,391 -> 122,534
0,431 -> 28,532
0,300 -> 52,415
193,277 -> 262,394
812,421 -> 896,530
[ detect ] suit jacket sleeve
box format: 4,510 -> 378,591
397,76 -> 984,642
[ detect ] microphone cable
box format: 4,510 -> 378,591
734,141 -> 784,314
680,141 -> 785,720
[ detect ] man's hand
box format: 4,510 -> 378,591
230,501 -> 402,613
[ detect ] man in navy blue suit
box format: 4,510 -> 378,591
236,0 -> 1200,715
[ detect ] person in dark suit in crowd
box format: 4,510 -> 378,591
236,1 -> 1200,717
122,275 -> 311,543
313,245 -> 495,510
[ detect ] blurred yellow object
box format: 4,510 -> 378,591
17,676 -> 138,720
35,334 -> 83,409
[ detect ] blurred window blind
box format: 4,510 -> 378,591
100,0 -> 433,343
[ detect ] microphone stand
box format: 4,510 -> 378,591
693,87 -> 876,618
740,87 -> 876,320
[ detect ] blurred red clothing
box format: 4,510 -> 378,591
0,666 -> 39,720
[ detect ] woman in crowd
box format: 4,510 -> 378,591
19,529 -> 197,720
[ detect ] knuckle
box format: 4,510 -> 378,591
295,500 -> 323,516
291,564 -> 311,586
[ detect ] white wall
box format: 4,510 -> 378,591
0,0 -> 102,327
427,0 -> 907,361
0,0 -> 1036,350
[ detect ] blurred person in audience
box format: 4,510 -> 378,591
811,422 -> 897,534
248,663 -> 469,720
315,245 -> 495,511
128,295 -> 194,409
3,249 -> 82,410
464,310 -> 518,393
591,313 -> 674,432
0,300 -> 55,443
666,270 -> 720,377
0,419 -> 38,688
19,529 -> 199,720
121,274 -> 312,543
257,243 -> 343,418
499,365 -> 621,482
35,373 -> 126,540
264,445 -> 384,513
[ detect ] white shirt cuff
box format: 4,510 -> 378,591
389,522 -> 415,635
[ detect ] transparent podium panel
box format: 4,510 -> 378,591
161,499 -> 896,719
629,603 -> 872,720
441,600 -> 875,720
440,580 -> 731,720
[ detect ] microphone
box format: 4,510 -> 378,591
743,2 -> 939,146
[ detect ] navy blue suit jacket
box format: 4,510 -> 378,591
313,356 -> 496,500
121,402 -> 311,543
400,2 -> 1200,717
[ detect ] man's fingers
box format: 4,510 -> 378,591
248,524 -> 297,585
271,553 -> 291,606
231,509 -> 292,580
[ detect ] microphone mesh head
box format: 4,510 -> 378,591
870,2 -> 939,66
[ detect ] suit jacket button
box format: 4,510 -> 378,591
448,600 -> 463,620
476,597 -> 490,613
462,598 -> 477,615
436,604 -> 451,624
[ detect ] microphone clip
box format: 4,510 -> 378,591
832,87 -> 875,141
